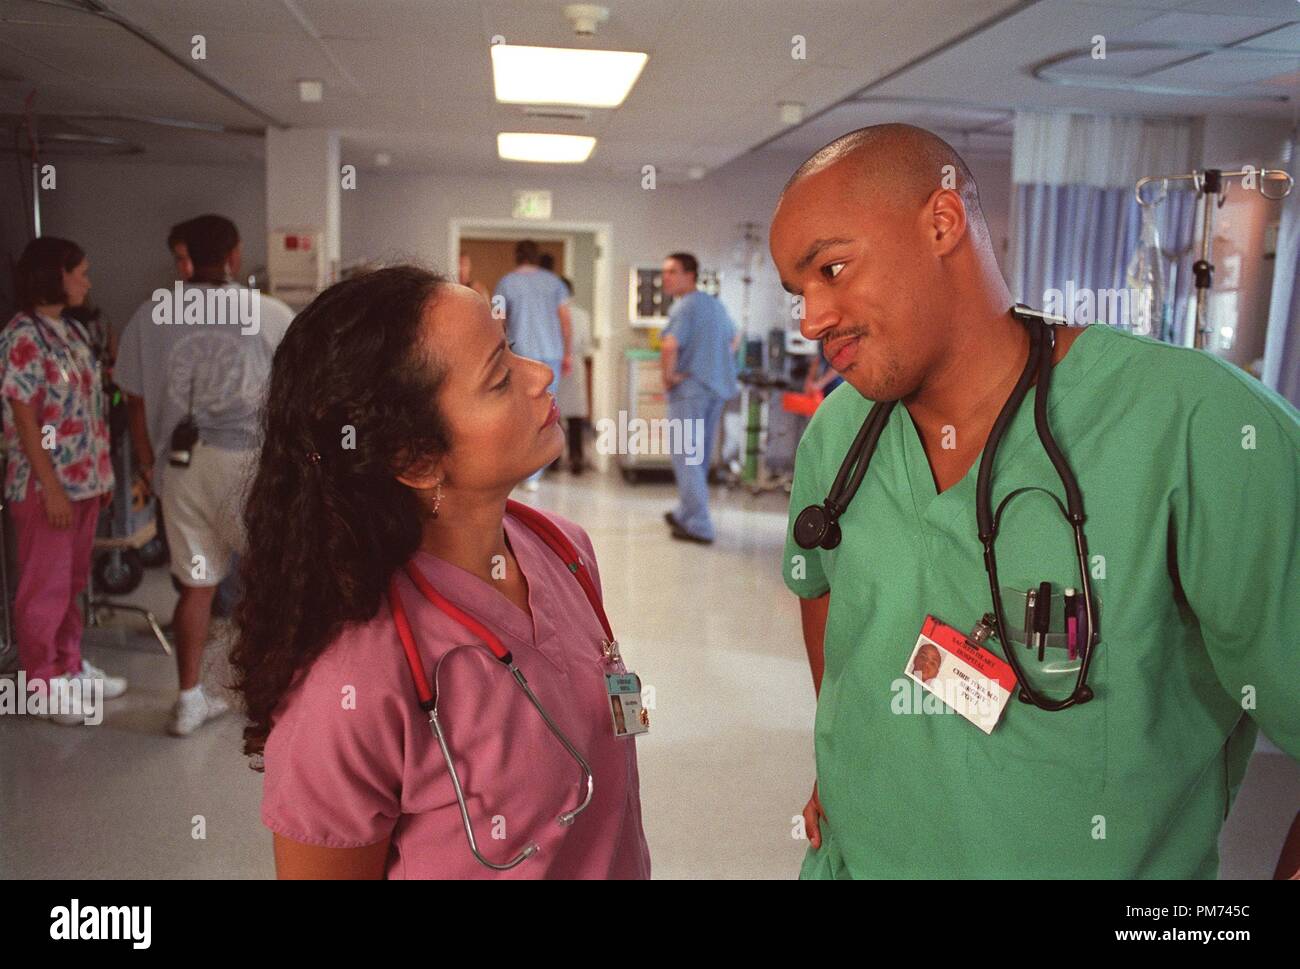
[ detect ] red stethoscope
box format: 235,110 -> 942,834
387,499 -> 620,870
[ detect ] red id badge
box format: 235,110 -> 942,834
904,615 -> 1018,734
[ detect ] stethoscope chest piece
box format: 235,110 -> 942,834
794,503 -> 842,550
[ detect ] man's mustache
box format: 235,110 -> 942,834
821,325 -> 869,357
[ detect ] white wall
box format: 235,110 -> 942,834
340,149 -> 1015,434
266,128 -> 341,273
344,151 -> 1014,324
1196,116 -> 1293,171
34,159 -> 267,331
341,153 -> 799,329
339,151 -> 802,441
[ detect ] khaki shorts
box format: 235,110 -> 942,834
161,442 -> 256,587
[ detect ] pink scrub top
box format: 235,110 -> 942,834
261,512 -> 652,879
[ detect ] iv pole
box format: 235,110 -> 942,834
730,221 -> 786,492
1134,167 -> 1294,350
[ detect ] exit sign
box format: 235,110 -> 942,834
513,190 -> 553,220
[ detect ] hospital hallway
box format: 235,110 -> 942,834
1,471 -> 1295,879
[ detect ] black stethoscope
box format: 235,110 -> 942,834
793,305 -> 1098,711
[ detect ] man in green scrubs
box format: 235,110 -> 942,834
771,124 -> 1299,878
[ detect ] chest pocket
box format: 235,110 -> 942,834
965,488 -> 1108,793
965,647 -> 1107,795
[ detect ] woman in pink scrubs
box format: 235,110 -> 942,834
2,237 -> 122,719
231,266 -> 650,879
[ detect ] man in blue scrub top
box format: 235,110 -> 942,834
659,252 -> 739,544
771,124 -> 1300,878
494,239 -> 572,488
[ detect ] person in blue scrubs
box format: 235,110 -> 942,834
658,252 -> 739,544
493,240 -> 571,489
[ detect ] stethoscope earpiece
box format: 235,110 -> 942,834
793,399 -> 896,552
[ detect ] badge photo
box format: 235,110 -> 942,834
904,615 -> 1018,735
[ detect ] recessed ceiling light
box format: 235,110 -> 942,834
491,44 -> 648,108
298,79 -> 323,103
498,132 -> 596,163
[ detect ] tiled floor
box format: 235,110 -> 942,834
0,471 -> 1293,878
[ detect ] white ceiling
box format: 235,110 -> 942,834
0,0 -> 1295,177
758,0 -> 1300,161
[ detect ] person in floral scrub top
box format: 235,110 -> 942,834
2,237 -> 126,720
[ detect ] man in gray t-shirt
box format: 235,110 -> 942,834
117,289 -> 290,496
115,214 -> 292,737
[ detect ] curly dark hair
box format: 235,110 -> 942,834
230,265 -> 452,759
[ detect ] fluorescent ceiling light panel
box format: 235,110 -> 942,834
492,44 -> 648,107
498,132 -> 596,163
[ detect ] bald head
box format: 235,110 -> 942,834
768,123 -> 1011,404
783,123 -> 989,249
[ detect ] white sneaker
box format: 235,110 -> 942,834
167,688 -> 230,737
73,659 -> 128,700
38,710 -> 87,726
34,675 -> 93,726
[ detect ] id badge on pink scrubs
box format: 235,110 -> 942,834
904,614 -> 1017,735
606,672 -> 648,738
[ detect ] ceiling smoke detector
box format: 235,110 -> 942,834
564,4 -> 609,37
779,101 -> 804,125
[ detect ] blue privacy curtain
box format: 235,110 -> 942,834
1262,128 -> 1300,408
1013,183 -> 1197,338
1010,112 -> 1196,340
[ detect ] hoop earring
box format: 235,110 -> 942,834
431,479 -> 444,519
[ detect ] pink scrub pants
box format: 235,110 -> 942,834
9,489 -> 102,685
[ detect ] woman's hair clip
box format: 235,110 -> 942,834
306,450 -> 322,465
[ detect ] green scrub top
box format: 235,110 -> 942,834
783,325 -> 1300,878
